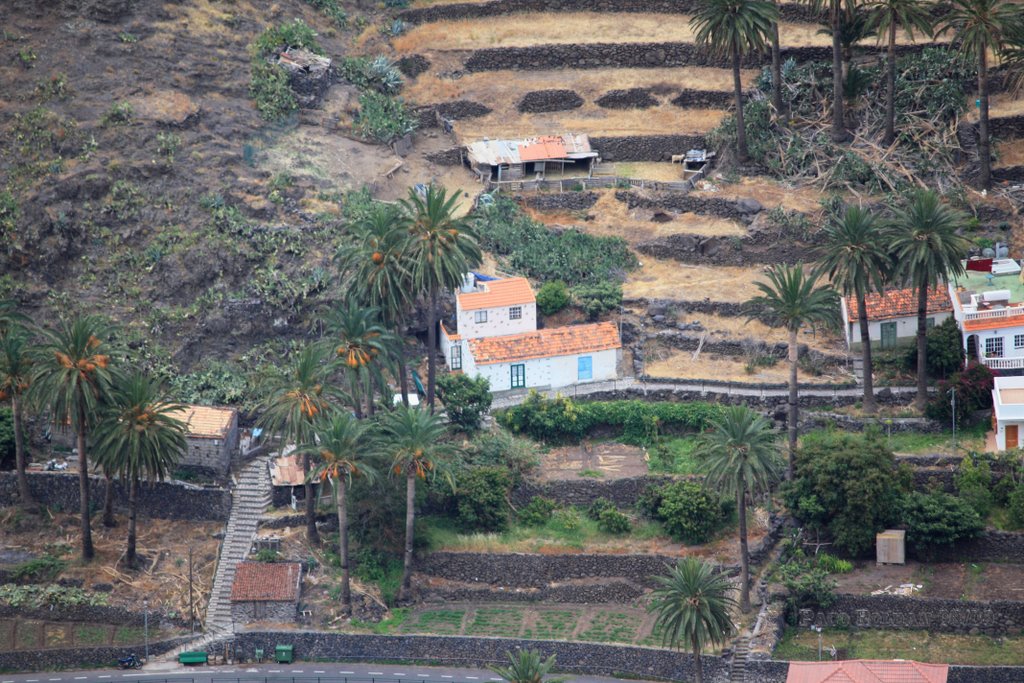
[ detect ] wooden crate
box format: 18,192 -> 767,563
876,529 -> 906,565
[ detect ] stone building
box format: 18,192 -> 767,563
230,561 -> 302,624
169,405 -> 239,476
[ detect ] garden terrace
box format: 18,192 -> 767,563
451,106 -> 723,140
642,349 -> 852,384
622,261 -> 770,302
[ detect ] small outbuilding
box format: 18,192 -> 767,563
991,376 -> 1024,451
839,287 -> 953,351
466,133 -> 598,184
169,405 -> 239,477
230,561 -> 303,624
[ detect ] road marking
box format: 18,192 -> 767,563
75,677 -> 87,680
442,676 -> 453,679
49,678 -> 62,680
490,678 -> 503,680
98,676 -> 110,679
25,679 -> 37,682
467,678 -> 478,680
291,671 -> 304,674
269,671 -> 281,674
393,674 -> 406,677
315,671 -> 326,674
368,673 -> 384,676
340,672 -> 355,675
417,675 -> 430,678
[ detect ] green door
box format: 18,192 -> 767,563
880,322 -> 897,350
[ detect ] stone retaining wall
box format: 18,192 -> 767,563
595,88 -> 659,109
671,89 -> 734,109
631,297 -> 747,317
415,100 -> 492,128
518,89 -> 585,113
0,636 -> 192,672
0,602 -> 182,628
519,191 -> 600,211
397,54 -> 430,78
804,414 -> 945,435
510,474 -> 673,508
798,593 -> 1024,634
425,147 -> 464,166
616,189 -> 763,220
421,579 -> 647,604
932,529 -> 1024,563
0,472 -> 231,521
590,134 -> 707,161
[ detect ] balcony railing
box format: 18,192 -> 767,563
979,355 -> 1024,370
963,304 -> 1024,321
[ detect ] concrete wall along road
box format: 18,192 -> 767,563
0,636 -> 193,673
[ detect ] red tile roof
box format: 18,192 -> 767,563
845,287 -> 952,322
230,562 -> 302,602
518,136 -> 567,162
457,277 -> 536,311
468,321 -> 620,365
786,661 -> 948,683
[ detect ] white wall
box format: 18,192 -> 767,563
471,348 -> 619,391
456,302 -> 537,340
846,312 -> 951,350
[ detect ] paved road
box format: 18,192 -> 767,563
0,663 -> 647,683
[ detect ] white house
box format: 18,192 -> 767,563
949,258 -> 1024,371
992,376 -> 1024,450
839,287 -> 952,351
441,274 -> 536,372
464,322 -> 622,391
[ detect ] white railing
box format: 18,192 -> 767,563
963,305 -> 1024,321
980,355 -> 1024,369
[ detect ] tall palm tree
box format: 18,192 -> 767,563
400,185 -> 481,412
805,0 -> 851,141
648,557 -> 736,683
326,299 -> 394,418
31,316 -> 119,561
379,404 -> 458,601
691,0 -> 779,162
257,344 -> 343,546
92,372 -> 186,568
940,0 -> 1016,189
744,264 -> 838,479
695,406 -> 780,613
769,8 -> 784,115
818,205 -> 891,414
888,191 -> 970,412
299,412 -> 377,615
336,202 -> 415,405
0,326 -> 34,508
492,650 -> 564,683
866,0 -> 933,145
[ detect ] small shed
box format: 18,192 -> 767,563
876,529 -> 906,565
230,561 -> 302,624
466,133 -> 599,183
277,47 -> 333,108
169,405 -> 239,476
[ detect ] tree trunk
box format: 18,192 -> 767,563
738,484 -> 751,613
915,282 -> 929,413
884,20 -> 896,146
336,476 -> 351,615
692,634 -> 703,683
830,0 -> 847,142
126,475 -> 138,568
978,42 -> 992,189
12,395 -> 34,509
426,291 -> 438,413
787,328 -> 799,480
349,373 -> 363,419
858,291 -> 877,414
303,452 -> 319,546
398,472 -> 417,601
367,374 -> 377,417
76,406 -> 94,561
732,41 -> 748,163
398,351 -> 411,407
770,14 -> 783,115
102,471 -> 116,527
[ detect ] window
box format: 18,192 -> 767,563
450,344 -> 462,370
986,337 -> 1005,358
474,310 -> 488,324
926,317 -> 936,329
510,364 -> 526,389
509,306 -> 522,320
1015,334 -> 1024,350
578,356 -> 593,381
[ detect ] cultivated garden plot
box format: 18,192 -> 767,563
831,560 -> 1024,601
0,619 -> 181,651
776,628 -> 1024,665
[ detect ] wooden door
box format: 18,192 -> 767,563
1007,424 -> 1019,449
880,322 -> 897,350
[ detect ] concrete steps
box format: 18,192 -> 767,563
728,636 -> 751,683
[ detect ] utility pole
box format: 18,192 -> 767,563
143,597 -> 149,662
188,545 -> 195,635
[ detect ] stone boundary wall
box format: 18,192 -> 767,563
615,189 -> 763,220
590,134 -> 707,161
415,100 -> 492,128
520,191 -> 600,211
0,636 -> 193,673
397,54 -> 430,78
671,89 -> 734,109
0,472 -> 231,521
798,594 -> 1024,634
510,474 -> 673,508
0,603 -> 183,628
642,328 -> 848,368
630,297 -> 747,317
596,88 -> 660,109
425,147 -> 464,166
230,631 -> 739,683
518,89 -> 585,113
987,114 -> 1024,139
993,165 -> 1024,182
574,386 -> 907,409
421,579 -> 647,604
931,529 -> 1024,563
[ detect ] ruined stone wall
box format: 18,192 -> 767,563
797,594 -> 1024,635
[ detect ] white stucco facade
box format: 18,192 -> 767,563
992,376 -> 1024,451
456,301 -> 537,340
840,295 -> 950,350
466,347 -> 620,391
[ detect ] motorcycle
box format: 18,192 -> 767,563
118,654 -> 143,670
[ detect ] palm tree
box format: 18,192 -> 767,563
492,650 -> 564,683
257,344 -> 343,546
0,326 -> 34,508
691,0 -> 779,162
866,0 -> 933,145
299,412 -> 377,615
888,191 -> 970,412
336,202 -> 416,405
744,264 -> 838,479
648,557 -> 736,683
769,7 -> 784,115
695,406 -> 780,613
941,0 -> 1016,189
379,404 -> 458,601
804,0 -> 851,141
818,205 -> 891,414
92,372 -> 186,568
326,299 -> 394,418
30,316 -> 118,561
400,185 -> 481,412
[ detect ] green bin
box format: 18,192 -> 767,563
274,644 -> 294,664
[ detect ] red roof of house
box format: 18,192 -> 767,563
468,321 -> 620,365
230,562 -> 302,602
786,660 -> 948,683
518,136 -> 567,162
457,277 -> 536,311
845,287 -> 952,322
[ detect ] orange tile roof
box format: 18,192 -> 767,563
845,287 -> 952,322
962,308 -> 1024,331
168,405 -> 236,439
441,321 -> 460,342
468,321 -> 620,365
270,453 -> 305,487
786,660 -> 948,683
457,277 -> 536,311
518,136 -> 567,162
230,562 -> 302,602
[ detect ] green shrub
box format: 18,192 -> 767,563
1008,484 -> 1024,529
355,92 -> 417,144
955,455 -> 994,518
0,584 -> 107,608
586,497 -> 616,521
571,282 -> 622,320
656,481 -> 724,544
519,496 -> 557,526
100,101 -> 133,126
901,491 -> 983,560
252,19 -> 322,59
305,0 -> 347,26
249,20 -> 322,123
926,363 -> 994,427
252,549 -> 279,563
0,407 -> 14,471
437,373 -> 492,433
551,507 -> 583,532
155,131 -> 181,162
0,192 -> 18,247
536,281 -> 570,316
905,316 -> 964,379
777,561 -> 837,615
637,483 -> 665,519
339,56 -> 403,94
598,508 -> 631,534
465,430 -> 539,483
10,555 -> 67,582
454,466 -> 512,532
815,553 -> 853,574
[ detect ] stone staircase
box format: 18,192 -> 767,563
728,635 -> 751,683
155,456 -> 272,664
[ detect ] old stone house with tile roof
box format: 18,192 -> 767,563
230,561 -> 302,624
839,286 -> 952,351
167,405 -> 240,477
